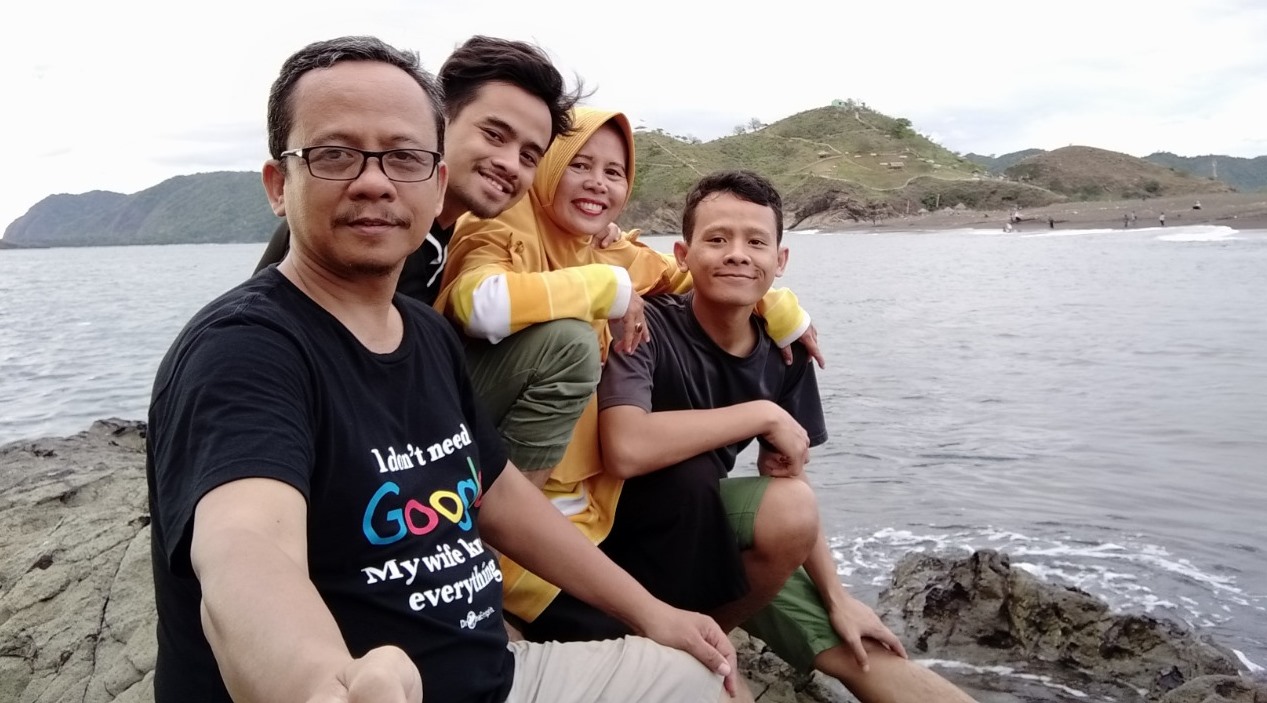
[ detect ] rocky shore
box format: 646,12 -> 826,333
2,421 -> 1263,702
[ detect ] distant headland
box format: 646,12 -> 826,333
5,101 -> 1265,248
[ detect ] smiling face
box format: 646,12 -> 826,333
546,123 -> 630,238
441,81 -> 552,223
674,191 -> 788,308
263,60 -> 447,278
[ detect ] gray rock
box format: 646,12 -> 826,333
0,419 -> 155,703
877,550 -> 1244,701
1157,674 -> 1267,703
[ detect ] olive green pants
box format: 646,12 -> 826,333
464,319 -> 600,471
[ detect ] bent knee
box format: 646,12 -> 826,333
753,479 -> 819,550
529,319 -> 600,374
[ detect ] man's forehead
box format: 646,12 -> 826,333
290,62 -> 438,142
452,82 -> 550,142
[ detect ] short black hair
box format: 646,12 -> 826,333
267,36 -> 444,160
681,170 -> 784,242
439,35 -> 584,143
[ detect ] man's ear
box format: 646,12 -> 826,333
432,161 -> 449,220
775,245 -> 789,277
673,240 -> 689,272
262,160 -> 287,217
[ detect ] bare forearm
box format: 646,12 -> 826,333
196,531 -> 350,702
480,468 -> 662,631
602,401 -> 778,478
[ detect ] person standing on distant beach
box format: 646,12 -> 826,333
1124,213 -> 1130,228
1160,212 -> 1166,226
1130,211 -> 1137,227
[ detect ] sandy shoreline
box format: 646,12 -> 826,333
817,191 -> 1267,233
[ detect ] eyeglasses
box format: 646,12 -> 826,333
280,145 -> 442,183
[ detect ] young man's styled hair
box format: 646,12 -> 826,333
681,170 -> 785,242
267,36 -> 445,160
440,36 -> 584,143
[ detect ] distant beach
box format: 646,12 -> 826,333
824,191 -> 1267,233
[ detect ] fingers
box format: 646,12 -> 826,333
597,223 -> 622,248
800,324 -> 826,368
780,344 -> 794,366
699,620 -> 738,696
844,631 -> 871,673
871,628 -> 909,659
333,647 -> 422,703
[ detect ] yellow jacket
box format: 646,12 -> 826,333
437,107 -> 810,620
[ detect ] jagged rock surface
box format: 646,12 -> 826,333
877,550 -> 1262,701
0,419 -> 155,703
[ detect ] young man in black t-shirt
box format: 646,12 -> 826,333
147,37 -> 749,703
575,171 -> 974,703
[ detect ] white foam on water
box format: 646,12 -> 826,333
1154,225 -> 1241,242
917,659 -> 1092,698
1020,227 -> 1124,238
1233,649 -> 1266,673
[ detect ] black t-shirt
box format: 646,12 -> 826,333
253,220 -> 454,306
526,293 -> 827,641
600,292 -> 828,470
147,268 -> 511,703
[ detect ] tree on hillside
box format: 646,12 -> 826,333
746,117 -> 766,132
889,118 -> 913,139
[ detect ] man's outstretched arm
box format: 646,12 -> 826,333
478,463 -> 740,695
191,478 -> 421,703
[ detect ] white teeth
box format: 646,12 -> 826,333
577,202 -> 603,214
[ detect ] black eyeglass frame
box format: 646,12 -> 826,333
279,145 -> 443,183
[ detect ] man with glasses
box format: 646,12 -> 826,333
255,35 -> 626,492
148,36 -> 748,703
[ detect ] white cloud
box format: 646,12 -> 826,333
3,0 -> 1264,230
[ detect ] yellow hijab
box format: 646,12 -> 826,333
530,107 -> 636,273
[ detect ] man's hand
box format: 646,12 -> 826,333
760,403 -> 810,472
826,596 -> 908,673
613,291 -> 651,354
635,605 -> 739,696
591,222 -> 625,249
308,646 -> 422,703
757,446 -> 804,478
780,323 -> 825,368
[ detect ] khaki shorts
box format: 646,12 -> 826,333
507,636 -> 723,703
720,477 -> 844,673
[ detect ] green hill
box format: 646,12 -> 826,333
625,102 -> 1067,231
963,149 -> 1046,174
1143,152 -> 1267,192
1005,147 -> 1234,201
3,172 -> 278,247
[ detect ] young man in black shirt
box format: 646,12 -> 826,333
548,171 -> 976,703
147,36 -> 748,703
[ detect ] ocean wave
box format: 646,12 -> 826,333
1155,225 -> 1243,242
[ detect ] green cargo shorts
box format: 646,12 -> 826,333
719,476 -> 843,673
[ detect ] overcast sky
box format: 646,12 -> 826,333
3,0 -> 1264,230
